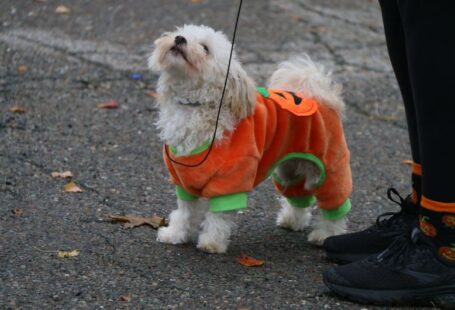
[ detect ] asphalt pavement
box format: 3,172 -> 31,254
0,0 -> 430,309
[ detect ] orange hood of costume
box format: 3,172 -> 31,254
163,88 -> 352,220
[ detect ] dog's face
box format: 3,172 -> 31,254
149,24 -> 256,120
149,25 -> 231,78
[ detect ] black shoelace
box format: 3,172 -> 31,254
373,188 -> 410,230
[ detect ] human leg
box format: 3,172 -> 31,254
323,1 -> 455,306
323,0 -> 420,263
399,0 -> 455,263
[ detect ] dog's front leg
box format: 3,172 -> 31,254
157,199 -> 206,245
197,211 -> 235,254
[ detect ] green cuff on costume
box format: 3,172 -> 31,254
209,193 -> 248,213
287,195 -> 316,208
170,142 -> 210,156
256,87 -> 270,97
175,185 -> 198,201
321,199 -> 351,220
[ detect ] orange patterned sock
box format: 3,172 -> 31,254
420,199 -> 455,265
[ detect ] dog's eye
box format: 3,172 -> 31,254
201,44 -> 209,54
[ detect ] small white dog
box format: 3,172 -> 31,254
149,25 -> 352,254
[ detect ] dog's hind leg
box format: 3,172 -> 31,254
197,211 -> 235,254
276,197 -> 313,231
157,199 -> 206,245
274,159 -> 319,232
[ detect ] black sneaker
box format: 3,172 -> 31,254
323,229 -> 455,308
323,188 -> 418,264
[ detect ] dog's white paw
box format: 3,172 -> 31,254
196,238 -> 228,254
307,229 -> 332,245
308,217 -> 347,246
196,212 -> 233,254
156,226 -> 189,245
276,201 -> 312,231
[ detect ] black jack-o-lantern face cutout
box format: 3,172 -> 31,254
267,89 -> 318,116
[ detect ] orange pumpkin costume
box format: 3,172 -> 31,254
163,87 -> 352,220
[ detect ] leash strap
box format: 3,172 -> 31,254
164,0 -> 244,167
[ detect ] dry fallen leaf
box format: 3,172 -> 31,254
17,65 -> 27,74
63,181 -> 83,193
145,90 -> 158,98
109,214 -> 168,229
120,293 -> 132,302
402,159 -> 413,166
51,170 -> 73,178
57,250 -> 80,258
8,105 -> 26,113
11,208 -> 23,217
235,254 -> 264,267
55,5 -> 70,14
309,26 -> 327,33
97,99 -> 119,109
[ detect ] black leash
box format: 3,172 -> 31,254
164,0 -> 243,167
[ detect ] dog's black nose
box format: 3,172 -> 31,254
174,36 -> 187,45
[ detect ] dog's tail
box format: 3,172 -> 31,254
267,55 -> 345,114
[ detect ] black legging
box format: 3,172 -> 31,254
378,0 -> 455,203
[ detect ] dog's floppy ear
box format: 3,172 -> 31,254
148,37 -> 168,72
226,63 -> 256,120
148,50 -> 160,72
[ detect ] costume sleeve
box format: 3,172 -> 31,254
202,155 -> 259,212
314,154 -> 352,220
175,185 -> 198,201
163,144 -> 222,198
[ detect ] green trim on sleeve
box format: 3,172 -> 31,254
169,141 -> 211,156
256,87 -> 270,97
321,199 -> 351,220
286,195 -> 316,208
175,185 -> 198,201
208,193 -> 248,213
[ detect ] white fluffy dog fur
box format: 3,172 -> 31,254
149,25 -> 347,253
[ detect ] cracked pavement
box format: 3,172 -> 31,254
0,0 -> 429,309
